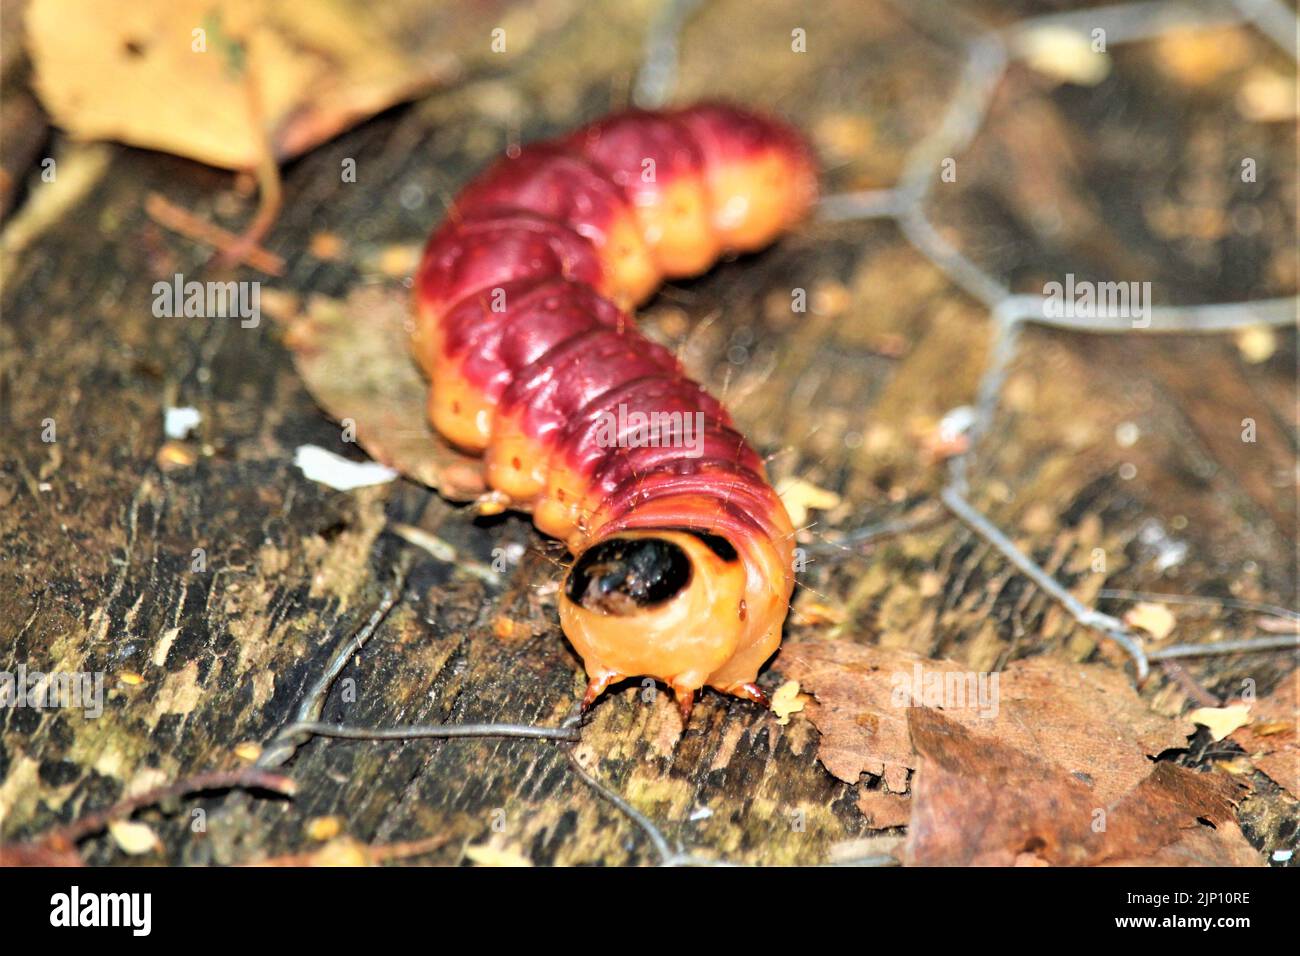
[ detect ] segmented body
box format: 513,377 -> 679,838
412,104 -> 817,719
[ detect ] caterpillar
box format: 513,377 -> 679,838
411,103 -> 817,722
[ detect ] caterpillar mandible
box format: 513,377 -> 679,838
412,103 -> 818,723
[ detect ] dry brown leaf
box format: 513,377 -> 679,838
25,0 -> 468,169
777,641 -> 938,791
779,637 -> 1194,800
1230,671 -> 1298,798
856,789 -> 912,830
903,708 -> 1258,866
278,285 -> 486,500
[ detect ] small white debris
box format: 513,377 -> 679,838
938,405 -> 977,444
293,444 -> 397,491
1138,519 -> 1190,574
1114,421 -> 1139,448
688,806 -> 714,822
1272,849 -> 1293,863
163,406 -> 202,440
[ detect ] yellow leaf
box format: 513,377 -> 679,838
1123,602 -> 1176,641
1189,704 -> 1252,742
1234,325 -> 1277,364
233,741 -> 262,762
25,0 -> 455,170
776,478 -> 841,529
464,845 -> 534,867
306,816 -> 343,841
108,820 -> 162,856
771,680 -> 805,726
1015,26 -> 1111,87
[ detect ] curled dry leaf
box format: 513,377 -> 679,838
277,285 -> 486,501
903,708 -> 1259,866
779,637 -> 1195,803
1229,670 -> 1298,798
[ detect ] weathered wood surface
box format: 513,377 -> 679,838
1,0 -> 1296,865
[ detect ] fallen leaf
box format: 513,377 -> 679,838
1153,27 -> 1250,87
1014,25 -> 1111,87
770,680 -> 805,726
777,641 -> 938,791
856,789 -> 912,830
278,286 -> 486,501
464,845 -> 534,867
232,741 -> 262,762
107,820 -> 162,856
305,816 -> 342,841
1234,325 -> 1278,363
779,638 -> 1195,801
903,708 -> 1258,866
1187,704 -> 1251,742
1123,602 -> 1177,641
1236,68 -> 1298,122
774,639 -> 1190,806
1230,671 -> 1298,798
25,0 -> 468,169
775,478 -> 841,529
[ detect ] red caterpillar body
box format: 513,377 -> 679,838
412,104 -> 817,721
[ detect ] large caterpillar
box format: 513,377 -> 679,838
412,103 -> 817,722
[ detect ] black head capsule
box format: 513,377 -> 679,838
566,537 -> 693,615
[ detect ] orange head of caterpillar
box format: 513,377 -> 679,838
558,529 -> 755,723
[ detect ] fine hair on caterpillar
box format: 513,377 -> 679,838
412,103 -> 817,723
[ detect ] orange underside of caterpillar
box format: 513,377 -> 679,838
411,103 -> 817,721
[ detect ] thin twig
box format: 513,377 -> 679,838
258,561 -> 410,769
806,503 -> 951,559
144,192 -> 284,275
1147,634 -> 1299,661
0,767 -> 295,864
1096,588 -> 1300,622
387,522 -> 500,585
1159,660 -> 1222,708
564,746 -> 674,865
56,768 -> 296,845
633,0 -> 705,108
213,56 -> 284,271
285,720 -> 580,743
244,833 -> 451,867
